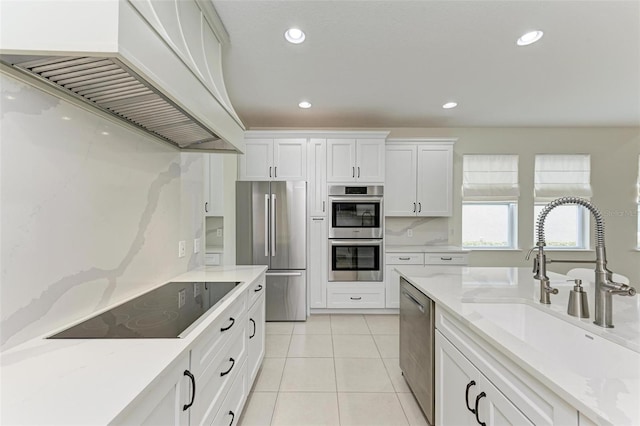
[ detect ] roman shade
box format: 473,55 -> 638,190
462,155 -> 520,201
534,154 -> 592,202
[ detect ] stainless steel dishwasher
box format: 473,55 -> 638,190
399,276 -> 435,425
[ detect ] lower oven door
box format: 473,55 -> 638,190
328,239 -> 383,282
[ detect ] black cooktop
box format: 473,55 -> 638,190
49,281 -> 240,339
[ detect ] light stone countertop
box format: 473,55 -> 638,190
395,265 -> 640,426
385,244 -> 469,253
0,265 -> 267,426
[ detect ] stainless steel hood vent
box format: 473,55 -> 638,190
6,55 -> 236,151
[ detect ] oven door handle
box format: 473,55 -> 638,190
329,239 -> 383,247
328,196 -> 383,203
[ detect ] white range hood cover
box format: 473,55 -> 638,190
0,0 -> 245,153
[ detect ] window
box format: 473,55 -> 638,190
534,154 -> 591,249
462,155 -> 519,249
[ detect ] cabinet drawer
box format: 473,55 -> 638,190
425,253 -> 468,265
192,320 -> 247,426
248,274 -> 265,308
327,283 -> 385,308
386,253 -> 424,265
212,358 -> 248,426
190,290 -> 247,379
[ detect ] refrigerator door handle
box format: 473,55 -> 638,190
266,272 -> 303,276
264,194 -> 270,257
271,194 -> 277,256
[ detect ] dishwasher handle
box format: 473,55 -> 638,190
402,291 -> 425,313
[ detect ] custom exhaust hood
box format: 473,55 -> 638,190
0,0 -> 245,153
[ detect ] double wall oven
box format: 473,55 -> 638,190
328,185 -> 383,282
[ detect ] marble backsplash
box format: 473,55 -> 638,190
1,73 -> 204,350
385,217 -> 450,246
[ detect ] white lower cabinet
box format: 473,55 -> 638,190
327,282 -> 385,308
247,285 -> 266,385
115,355 -> 191,425
436,332 -> 533,426
436,307 -> 578,426
115,274 -> 266,426
309,217 -> 328,308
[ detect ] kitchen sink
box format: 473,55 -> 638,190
465,303 -> 640,380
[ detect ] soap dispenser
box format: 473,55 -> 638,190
567,279 -> 589,319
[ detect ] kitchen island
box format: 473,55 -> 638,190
1,265 -> 267,425
396,265 -> 639,426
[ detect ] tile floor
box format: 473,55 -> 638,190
238,314 -> 429,426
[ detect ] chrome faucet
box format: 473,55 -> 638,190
527,197 -> 636,328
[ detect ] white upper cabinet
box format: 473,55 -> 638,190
385,139 -> 455,217
308,138 -> 327,217
327,138 -> 385,183
238,138 -> 306,181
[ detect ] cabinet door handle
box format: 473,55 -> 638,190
350,296 -> 362,300
312,218 -> 324,221
205,202 -> 209,213
357,166 -> 360,178
274,166 -> 277,177
269,166 -> 272,178
183,370 -> 196,411
220,357 -> 236,377
220,317 -> 235,332
254,284 -> 263,292
418,202 -> 422,212
352,167 -> 355,178
474,392 -> 487,426
413,202 -> 416,213
249,318 -> 256,339
323,201 -> 325,212
440,257 -> 453,261
465,380 -> 476,413
398,257 -> 411,261
228,410 -> 235,426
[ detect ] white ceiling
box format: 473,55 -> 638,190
212,1 -> 640,129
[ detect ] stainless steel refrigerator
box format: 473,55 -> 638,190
236,181 -> 307,321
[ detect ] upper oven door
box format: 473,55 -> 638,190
328,196 -> 383,238
328,239 -> 383,282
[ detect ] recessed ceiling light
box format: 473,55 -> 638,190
442,102 -> 458,109
100,131 -> 110,136
298,101 -> 312,109
5,95 -> 16,100
285,28 -> 306,44
61,116 -> 72,120
517,30 -> 544,46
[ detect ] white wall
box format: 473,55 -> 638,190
0,72 -> 205,350
387,127 -> 640,282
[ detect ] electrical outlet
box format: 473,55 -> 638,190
407,229 -> 413,237
216,228 -> 223,237
178,240 -> 186,258
193,283 -> 201,297
178,289 -> 186,308
194,238 -> 200,254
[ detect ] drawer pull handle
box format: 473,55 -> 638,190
228,410 -> 235,426
350,296 -> 362,300
254,284 -> 263,292
440,257 -> 453,261
465,380 -> 476,413
183,370 -> 196,411
249,318 -> 256,338
220,357 -> 235,377
398,257 -> 411,260
474,392 -> 487,426
220,317 -> 235,332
